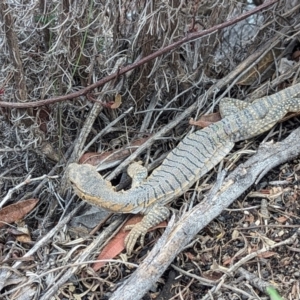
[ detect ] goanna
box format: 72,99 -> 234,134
67,83 -> 300,254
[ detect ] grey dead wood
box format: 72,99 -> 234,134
59,102 -> 102,193
109,127 -> 300,300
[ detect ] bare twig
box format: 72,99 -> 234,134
0,175 -> 59,209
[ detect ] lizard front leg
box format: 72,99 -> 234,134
124,206 -> 170,254
127,161 -> 148,188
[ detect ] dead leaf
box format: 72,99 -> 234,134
41,142 -> 59,162
244,213 -> 255,223
92,215 -> 167,271
275,216 -> 288,223
292,50 -> 300,62
189,112 -> 221,128
110,93 -> 122,109
237,49 -> 281,85
280,111 -> 300,123
202,271 -> 223,281
33,107 -> 51,133
257,251 -> 277,259
248,187 -> 283,199
15,223 -> 32,243
232,229 -> 240,239
222,257 -> 234,266
79,136 -> 151,166
0,199 -> 38,228
185,252 -> 196,260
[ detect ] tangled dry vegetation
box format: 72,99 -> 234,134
1,0 -> 300,299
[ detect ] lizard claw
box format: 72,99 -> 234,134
124,223 -> 147,255
124,206 -> 170,254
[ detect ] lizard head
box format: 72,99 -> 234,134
66,163 -> 139,213
67,162 -> 112,202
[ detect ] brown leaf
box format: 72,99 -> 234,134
280,111 -> 300,123
257,251 -> 277,258
92,216 -> 142,271
189,112 -> 221,128
92,215 -> 167,271
16,235 -> 32,243
245,213 -> 255,223
15,225 -> 32,244
275,216 -> 288,223
292,50 -> 300,62
79,136 -> 151,166
237,49 -> 280,85
222,257 -> 234,266
110,93 -> 122,109
185,252 -> 196,260
202,271 -> 223,281
0,199 -> 39,228
249,187 -> 283,199
33,107 -> 51,133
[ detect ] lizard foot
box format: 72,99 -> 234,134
124,223 -> 148,255
124,206 -> 170,254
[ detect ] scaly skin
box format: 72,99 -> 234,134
67,83 -> 300,254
